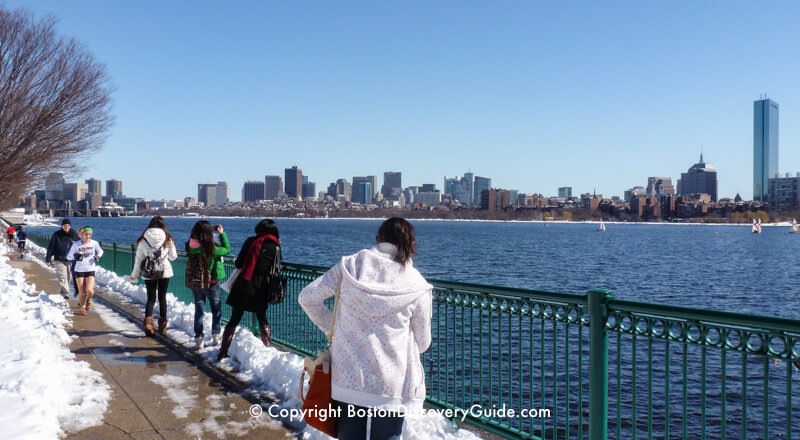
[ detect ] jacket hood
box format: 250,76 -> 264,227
142,228 -> 167,248
339,243 -> 432,313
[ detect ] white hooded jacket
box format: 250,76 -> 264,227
130,228 -> 178,280
298,243 -> 433,411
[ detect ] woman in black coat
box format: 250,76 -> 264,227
217,219 -> 281,361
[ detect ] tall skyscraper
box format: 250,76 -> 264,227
677,154 -> 718,201
473,176 -> 491,206
302,182 -> 317,199
85,178 -> 102,195
242,181 -> 266,202
353,176 -> 373,203
558,187 -> 573,198
45,173 -> 65,201
461,172 -> 474,205
216,181 -> 230,205
106,179 -> 123,198
367,176 -> 379,201
382,172 -> 402,199
754,98 -> 779,202
265,175 -> 283,200
285,166 -> 303,198
198,183 -> 217,206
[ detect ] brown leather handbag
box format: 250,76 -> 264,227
299,275 -> 343,437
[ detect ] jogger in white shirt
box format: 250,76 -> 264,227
67,227 -> 103,315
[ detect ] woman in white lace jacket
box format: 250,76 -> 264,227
298,217 -> 432,439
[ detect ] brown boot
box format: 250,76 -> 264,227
259,323 -> 271,347
144,316 -> 155,337
157,317 -> 167,334
216,325 -> 236,361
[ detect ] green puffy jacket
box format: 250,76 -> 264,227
186,232 -> 231,281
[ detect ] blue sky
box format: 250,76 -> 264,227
10,1 -> 800,201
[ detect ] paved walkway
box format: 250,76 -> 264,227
5,246 -> 291,440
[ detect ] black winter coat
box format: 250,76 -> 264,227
46,229 -> 76,262
226,237 -> 280,312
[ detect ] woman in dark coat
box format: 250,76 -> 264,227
217,219 -> 281,361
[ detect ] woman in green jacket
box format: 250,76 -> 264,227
186,220 -> 230,349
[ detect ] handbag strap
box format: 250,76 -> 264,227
328,272 -> 343,340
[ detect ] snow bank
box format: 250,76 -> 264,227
0,241 -> 111,439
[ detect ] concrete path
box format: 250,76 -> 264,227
5,247 -> 292,440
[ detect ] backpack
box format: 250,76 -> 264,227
265,246 -> 286,304
139,237 -> 165,279
185,251 -> 211,290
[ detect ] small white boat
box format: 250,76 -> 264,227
791,219 -> 799,234
752,218 -> 762,234
597,218 -> 606,232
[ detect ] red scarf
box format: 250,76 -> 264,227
242,233 -> 280,281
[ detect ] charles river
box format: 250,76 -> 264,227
28,216 -> 800,320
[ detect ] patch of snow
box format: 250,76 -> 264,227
0,240 -> 111,439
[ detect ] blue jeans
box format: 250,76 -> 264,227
192,283 -> 221,338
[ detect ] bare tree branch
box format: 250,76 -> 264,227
0,7 -> 114,207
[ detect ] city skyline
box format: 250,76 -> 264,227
7,1 -> 800,200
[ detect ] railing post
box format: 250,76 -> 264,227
588,289 -> 612,440
112,242 -> 117,272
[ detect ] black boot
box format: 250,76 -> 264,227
216,325 -> 236,361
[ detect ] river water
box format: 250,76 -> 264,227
28,217 -> 800,319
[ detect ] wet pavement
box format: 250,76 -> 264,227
4,246 -> 292,440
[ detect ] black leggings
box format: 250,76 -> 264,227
227,306 -> 268,329
145,278 -> 170,318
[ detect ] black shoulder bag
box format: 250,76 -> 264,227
265,245 -> 286,304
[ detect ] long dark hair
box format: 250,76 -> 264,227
377,217 -> 416,265
137,215 -> 173,247
187,220 -> 215,259
255,219 -> 279,237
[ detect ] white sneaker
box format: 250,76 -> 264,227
211,334 -> 221,346
195,337 -> 205,349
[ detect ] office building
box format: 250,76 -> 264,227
198,183 -> 217,206
335,179 -> 352,201
354,181 -> 372,205
45,173 -> 65,201
265,175 -> 283,200
63,183 -> 89,203
480,188 -> 509,211
352,177 -> 373,204
216,181 -> 230,205
646,177 -> 675,197
85,178 -> 102,195
461,172 -> 474,205
242,181 -> 266,202
367,176 -> 379,200
473,176 -> 491,206
558,187 -> 572,198
416,191 -> 442,206
677,154 -> 718,201
106,179 -> 123,198
382,172 -> 402,199
302,182 -> 316,199
768,173 -> 800,210
285,166 -> 303,198
754,98 -> 779,202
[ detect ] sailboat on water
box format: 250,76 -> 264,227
752,218 -> 762,234
790,219 -> 799,234
597,218 -> 606,232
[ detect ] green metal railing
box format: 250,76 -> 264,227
21,230 -> 800,439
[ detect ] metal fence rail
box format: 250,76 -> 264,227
22,230 -> 800,439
